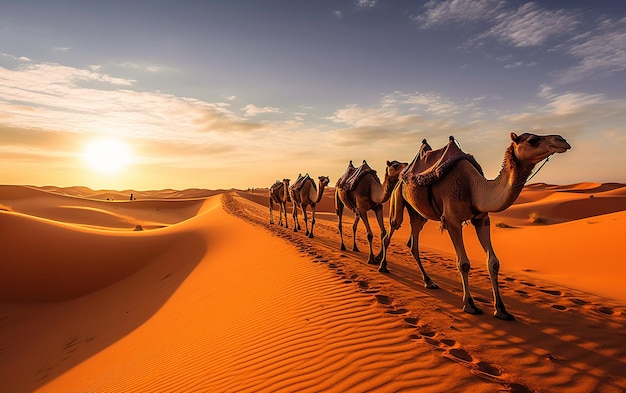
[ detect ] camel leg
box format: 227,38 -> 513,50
359,210 -> 377,265
308,203 -> 317,238
336,196 -> 347,250
472,215 -> 514,320
447,222 -> 483,315
405,208 -> 438,289
373,205 -> 387,263
269,198 -> 275,224
278,202 -> 284,226
379,183 -> 405,272
292,202 -> 300,232
282,202 -> 289,228
302,204 -> 310,237
351,213 -> 361,252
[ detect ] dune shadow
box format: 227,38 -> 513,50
0,230 -> 207,393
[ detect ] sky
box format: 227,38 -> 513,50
1,0 -> 625,191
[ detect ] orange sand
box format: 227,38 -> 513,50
1,183 -> 624,392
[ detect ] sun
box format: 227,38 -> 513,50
83,138 -> 132,174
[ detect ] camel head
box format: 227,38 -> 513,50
510,132 -> 571,165
282,178 -> 290,185
385,160 -> 409,179
318,176 -> 330,188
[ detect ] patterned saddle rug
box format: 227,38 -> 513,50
402,136 -> 483,186
340,160 -> 379,192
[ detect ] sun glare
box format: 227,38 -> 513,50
83,138 -> 132,174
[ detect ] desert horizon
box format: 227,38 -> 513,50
1,178 -> 625,392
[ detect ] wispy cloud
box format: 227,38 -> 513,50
0,62 -> 264,143
559,17 -> 626,83
413,0 -> 624,83
413,0 -> 505,29
482,2 -> 579,47
332,10 -> 343,20
53,46 -> 70,52
241,104 -> 281,117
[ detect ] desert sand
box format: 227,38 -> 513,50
0,182 -> 625,392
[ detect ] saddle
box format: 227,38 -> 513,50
341,160 -> 379,192
335,161 -> 356,189
402,136 -> 483,186
290,173 -> 316,193
270,180 -> 291,202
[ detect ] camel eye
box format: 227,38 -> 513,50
527,137 -> 540,146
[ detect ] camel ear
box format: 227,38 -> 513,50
386,160 -> 391,166
510,132 -> 519,143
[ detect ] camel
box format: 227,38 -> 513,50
335,159 -> 408,264
380,133 -> 571,320
268,178 -> 290,227
289,174 -> 330,238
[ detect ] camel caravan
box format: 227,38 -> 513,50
268,132 -> 571,320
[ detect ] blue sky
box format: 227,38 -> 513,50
1,0 -> 625,190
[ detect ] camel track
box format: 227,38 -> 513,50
223,192 -> 626,393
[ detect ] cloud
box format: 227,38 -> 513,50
241,104 -> 281,117
481,2 -> 579,47
332,10 -> 343,20
413,0 -> 505,29
355,0 -> 376,8
413,1 -> 625,83
1,52 -> 31,62
558,17 -> 626,83
53,47 -> 70,52
0,62 -> 265,144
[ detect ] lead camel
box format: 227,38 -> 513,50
380,133 -> 571,320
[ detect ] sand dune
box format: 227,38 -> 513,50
0,183 -> 624,392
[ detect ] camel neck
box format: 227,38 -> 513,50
478,145 -> 535,212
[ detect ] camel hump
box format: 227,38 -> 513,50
335,160 -> 357,188
344,160 -> 378,191
402,136 -> 483,186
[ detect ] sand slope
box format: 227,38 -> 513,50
0,183 -> 624,392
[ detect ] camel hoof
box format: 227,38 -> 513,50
367,258 -> 378,265
308,233 -> 314,239
494,310 -> 515,321
340,244 -> 346,251
378,267 -> 389,273
425,282 -> 439,289
352,246 -> 360,252
463,305 -> 483,315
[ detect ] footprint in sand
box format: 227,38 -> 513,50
375,294 -> 393,305
520,281 -> 536,287
539,289 -> 563,296
404,317 -> 419,327
447,348 -> 473,362
358,280 -> 369,289
476,361 -> 502,377
570,298 -> 589,306
551,304 -> 567,311
515,289 -> 529,298
386,308 -> 409,315
595,306 -> 615,316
